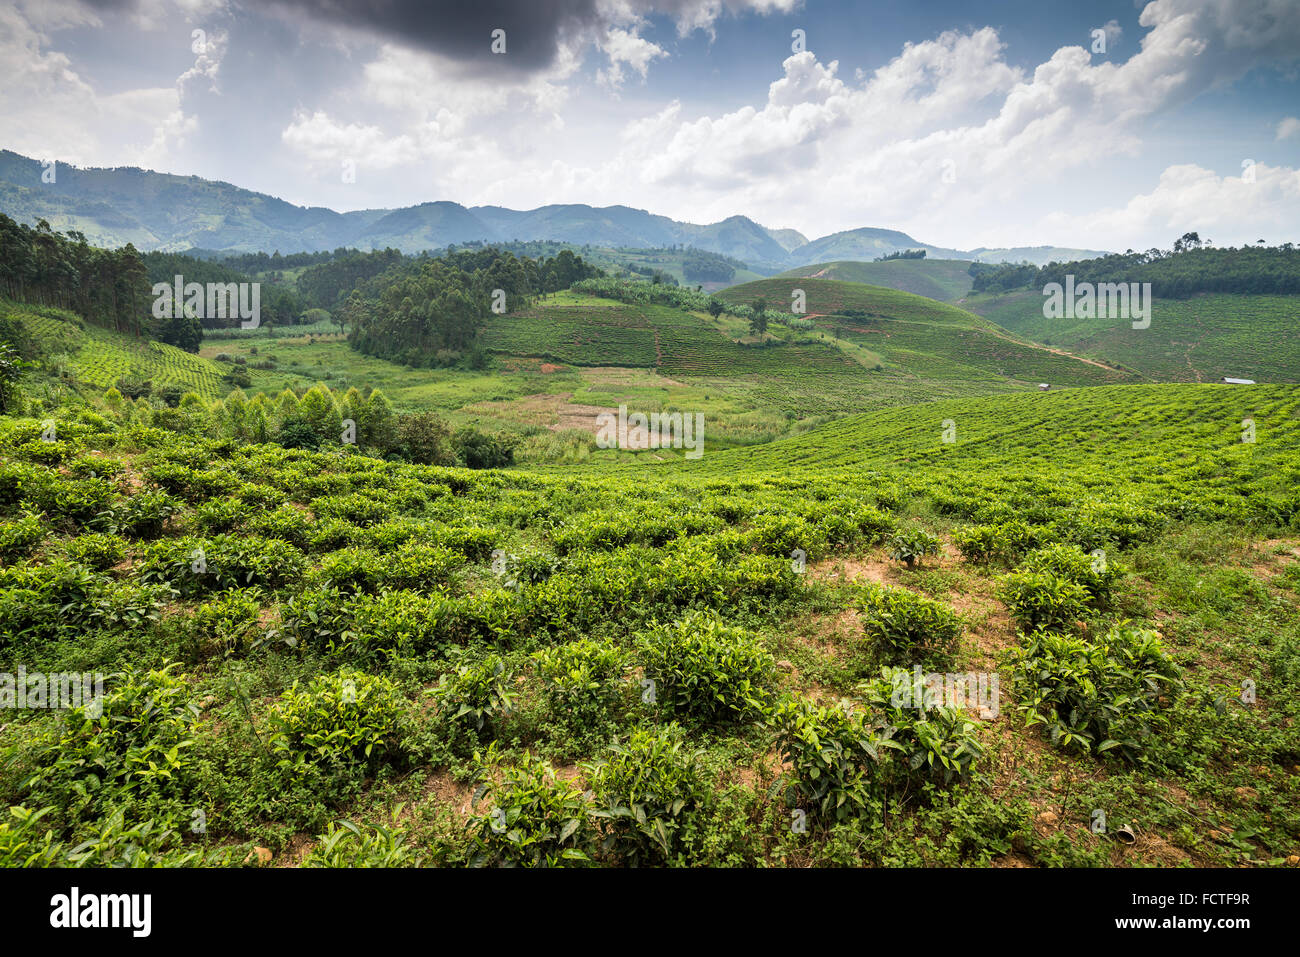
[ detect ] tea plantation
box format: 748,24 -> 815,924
1,380 -> 1297,868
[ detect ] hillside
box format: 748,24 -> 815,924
685,382 -> 1299,482
3,378 -> 1297,872
777,259 -> 976,301
718,278 -> 1137,388
0,299 -> 229,397
965,290 -> 1300,383
786,226 -> 1107,269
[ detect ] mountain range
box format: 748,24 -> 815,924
0,149 -> 1106,270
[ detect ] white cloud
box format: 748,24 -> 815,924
597,28 -> 668,89
1278,116 -> 1300,140
1042,162 -> 1300,248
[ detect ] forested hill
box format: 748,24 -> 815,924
970,235 -> 1300,297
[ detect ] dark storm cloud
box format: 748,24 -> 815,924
265,0 -> 605,72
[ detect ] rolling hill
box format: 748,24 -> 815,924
1,299 -> 230,397
784,226 -> 1107,269
0,149 -> 1101,267
606,381 -> 1300,502
777,259 -> 976,301
718,277 -> 1138,388
964,289 -> 1300,383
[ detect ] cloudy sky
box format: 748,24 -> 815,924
2,0 -> 1299,250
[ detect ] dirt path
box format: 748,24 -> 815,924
980,324 -> 1119,372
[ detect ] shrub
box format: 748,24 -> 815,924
857,667 -> 985,786
854,583 -> 963,666
22,476 -> 115,527
138,534 -> 306,596
532,640 -> 627,751
770,696 -> 888,825
997,569 -> 1090,631
1020,542 -> 1124,606
468,750 -> 595,867
279,584 -> 356,651
493,547 -> 561,590
637,612 -> 776,727
431,654 -> 517,748
849,503 -> 897,543
1012,624 -> 1183,761
454,427 -> 518,469
954,520 -> 1051,565
886,529 -> 941,569
191,588 -> 267,657
98,489 -> 178,539
301,820 -> 415,867
0,512 -> 43,560
0,807 -> 58,868
60,532 -> 127,571
312,493 -> 391,527
0,559 -> 163,643
585,724 -> 707,866
268,670 -> 409,772
742,513 -> 814,558
26,665 -> 198,818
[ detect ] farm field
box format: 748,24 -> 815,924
28,279 -> 1144,455
2,300 -> 228,398
777,259 -> 976,302
964,291 -> 1300,383
1,381 -> 1297,869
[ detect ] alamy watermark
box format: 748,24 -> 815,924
152,275 -> 261,329
1,667 -> 105,714
1042,275 -> 1151,329
595,404 -> 704,459
889,666 -> 1000,718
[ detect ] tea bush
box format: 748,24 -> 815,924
24,664 -> 198,824
0,512 -> 43,560
1012,624 -> 1183,761
886,528 -> 941,569
637,612 -> 776,727
300,820 -> 415,868
954,519 -> 1051,565
100,489 -> 179,539
268,669 -> 410,773
857,667 -> 985,787
138,534 -> 306,596
854,583 -> 963,666
60,531 -> 128,570
430,654 -> 517,750
1020,542 -> 1124,606
532,639 -> 628,754
997,569 -> 1090,631
585,724 -> 707,866
468,750 -> 595,867
769,696 -> 888,825
190,588 -> 267,658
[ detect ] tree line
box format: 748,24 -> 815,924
342,248 -> 601,368
0,215 -> 150,337
969,234 -> 1300,297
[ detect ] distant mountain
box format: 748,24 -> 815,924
0,149 -> 1105,268
767,228 -> 810,252
786,227 -> 1107,268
